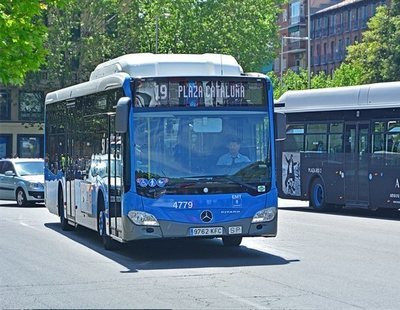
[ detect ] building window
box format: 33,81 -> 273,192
0,90 -> 11,120
282,9 -> 288,22
19,91 -> 44,122
330,15 -> 335,34
0,134 -> 12,158
17,134 -> 44,158
290,1 -> 301,24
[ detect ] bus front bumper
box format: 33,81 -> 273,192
120,216 -> 277,242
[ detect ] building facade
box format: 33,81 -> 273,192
275,0 -> 388,77
0,76 -> 47,159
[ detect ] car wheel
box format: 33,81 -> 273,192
222,236 -> 243,247
16,188 -> 27,207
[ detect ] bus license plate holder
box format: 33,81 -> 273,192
228,226 -> 242,234
190,227 -> 223,236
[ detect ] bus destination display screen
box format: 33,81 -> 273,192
134,78 -> 266,108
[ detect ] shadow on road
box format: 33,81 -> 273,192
280,205 -> 400,221
0,202 -> 45,208
45,222 -> 299,273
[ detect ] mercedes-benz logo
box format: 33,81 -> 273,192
200,210 -> 213,223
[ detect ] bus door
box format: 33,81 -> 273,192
65,101 -> 76,221
344,123 -> 370,205
107,114 -> 122,238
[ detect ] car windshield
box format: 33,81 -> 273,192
134,111 -> 271,197
14,161 -> 44,176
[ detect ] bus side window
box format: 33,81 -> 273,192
285,135 -> 302,152
315,141 -> 324,152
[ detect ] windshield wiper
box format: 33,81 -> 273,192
212,175 -> 259,192
181,175 -> 259,192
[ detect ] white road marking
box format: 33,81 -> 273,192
220,291 -> 264,309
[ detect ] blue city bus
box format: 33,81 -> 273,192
44,53 -> 284,249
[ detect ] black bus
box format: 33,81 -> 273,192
275,81 -> 400,211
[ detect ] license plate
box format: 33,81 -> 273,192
228,226 -> 242,234
190,227 -> 223,236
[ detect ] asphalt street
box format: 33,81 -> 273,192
0,199 -> 399,309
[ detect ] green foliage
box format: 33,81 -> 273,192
0,0 -> 66,85
268,68 -> 314,99
330,62 -> 363,87
311,70 -> 332,89
46,0 -> 123,87
345,1 -> 400,83
269,64 -> 363,100
44,0 -> 284,88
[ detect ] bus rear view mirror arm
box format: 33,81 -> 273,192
116,97 -> 130,133
274,112 -> 286,141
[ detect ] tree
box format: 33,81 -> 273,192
46,0 -> 122,88
44,0 -> 284,88
0,0 -> 67,85
345,1 -> 400,83
330,62 -> 363,87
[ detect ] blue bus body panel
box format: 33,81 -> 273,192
122,189 -> 277,224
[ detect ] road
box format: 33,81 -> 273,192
0,199 -> 399,309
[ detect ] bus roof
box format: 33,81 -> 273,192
89,53 -> 243,80
275,81 -> 400,113
45,53 -> 244,105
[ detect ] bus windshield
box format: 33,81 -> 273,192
134,112 -> 271,197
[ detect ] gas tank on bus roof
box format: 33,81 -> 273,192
89,53 -> 244,80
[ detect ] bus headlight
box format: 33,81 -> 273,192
251,207 -> 277,223
128,211 -> 160,226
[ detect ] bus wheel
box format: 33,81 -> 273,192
98,210 -> 117,251
310,179 -> 330,211
222,236 -> 243,247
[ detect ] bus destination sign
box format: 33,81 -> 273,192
134,78 -> 265,108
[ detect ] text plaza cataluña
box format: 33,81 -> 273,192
155,82 -> 247,100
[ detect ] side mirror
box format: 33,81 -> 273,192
5,170 -> 15,176
116,97 -> 130,133
274,112 -> 286,141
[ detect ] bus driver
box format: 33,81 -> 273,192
216,137 -> 251,166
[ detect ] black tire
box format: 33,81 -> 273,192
16,188 -> 27,207
309,178 -> 332,211
222,236 -> 243,247
97,196 -> 118,251
59,187 -> 73,231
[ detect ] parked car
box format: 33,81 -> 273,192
0,158 -> 44,206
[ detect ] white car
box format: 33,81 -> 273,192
0,158 -> 44,206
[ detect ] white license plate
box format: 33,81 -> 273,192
228,226 -> 242,234
190,227 -> 223,236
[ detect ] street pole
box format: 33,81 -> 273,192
307,0 -> 311,89
280,36 -> 284,87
